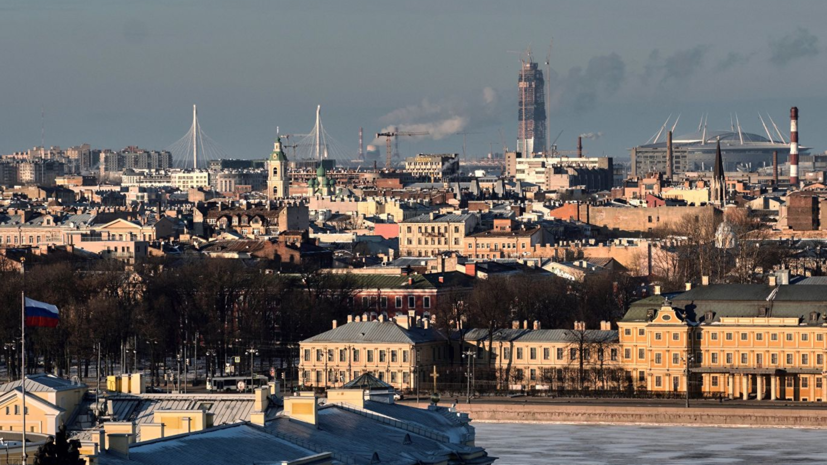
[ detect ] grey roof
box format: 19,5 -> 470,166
403,213 -> 474,224
0,374 -> 85,393
69,393 -> 267,441
343,373 -> 393,390
460,328 -> 617,344
623,284 -> 827,325
96,423 -> 323,465
303,321 -> 446,345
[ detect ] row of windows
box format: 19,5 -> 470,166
646,351 -> 824,366
406,225 -> 461,234
304,369 -> 412,384
407,237 -> 460,246
360,295 -> 430,309
645,330 -> 824,343
467,242 -> 527,250
502,346 -> 618,362
305,348 -> 411,364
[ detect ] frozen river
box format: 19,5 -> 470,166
474,422 -> 827,464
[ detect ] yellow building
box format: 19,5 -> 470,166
299,314 -> 449,390
0,374 -> 87,434
619,283 -> 827,401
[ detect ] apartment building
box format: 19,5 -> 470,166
399,212 -> 477,257
299,314 -> 449,390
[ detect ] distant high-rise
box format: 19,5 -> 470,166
517,60 -> 546,156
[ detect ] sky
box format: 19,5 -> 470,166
1,0 -> 826,163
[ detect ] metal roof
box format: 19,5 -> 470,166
460,328 -> 617,343
303,321 -> 446,345
403,213 -> 475,224
343,373 -> 393,390
0,374 -> 85,393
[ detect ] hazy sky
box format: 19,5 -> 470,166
1,0 -> 826,162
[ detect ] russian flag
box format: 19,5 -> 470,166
24,298 -> 59,328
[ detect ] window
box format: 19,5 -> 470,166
786,377 -> 793,388
638,371 -> 645,383
352,349 -> 360,362
818,334 -> 824,342
725,333 -> 733,341
339,349 -> 347,362
756,333 -> 763,341
711,353 -> 719,364
503,347 -> 511,360
696,332 -> 702,340
543,348 -> 550,360
624,348 -> 632,359
672,333 -> 680,341
556,348 -> 563,360
516,348 -> 524,360
303,349 -> 310,361
624,328 -> 631,336
638,348 -> 645,359
423,297 -> 431,309
391,350 -> 398,363
408,296 -> 415,308
802,354 -> 809,365
672,353 -> 680,364
583,348 -> 590,360
367,350 -> 374,363
362,296 -> 370,307
379,350 -> 387,362
712,376 -> 719,387
786,354 -> 793,365
756,354 -> 763,365
818,354 -> 823,365
771,333 -> 778,341
802,377 -> 809,388
395,296 -> 403,308
530,348 -> 537,360
403,350 -> 409,363
771,353 -> 777,365
654,333 -> 662,341
740,353 -> 747,364
655,353 -> 662,364
570,348 -> 577,360
610,348 -> 618,361
530,369 -> 536,381
655,376 -> 662,388
802,333 -> 809,342
711,333 -> 718,341
726,353 -> 733,364
740,333 -> 748,341
403,372 -> 409,384
380,297 -> 388,308
391,372 -> 397,383
327,350 -> 333,362
316,350 -> 323,362
786,333 -> 793,341
638,328 -> 645,336
818,377 -> 824,389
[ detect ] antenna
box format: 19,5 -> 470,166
192,105 -> 198,169
735,113 -> 744,144
768,113 -> 787,144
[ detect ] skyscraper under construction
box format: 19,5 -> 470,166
518,60 -> 546,156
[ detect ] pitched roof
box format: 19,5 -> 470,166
0,374 -> 85,393
343,373 -> 393,390
303,321 -> 445,344
460,328 -> 617,343
346,271 -> 475,290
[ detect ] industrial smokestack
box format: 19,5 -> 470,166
666,131 -> 673,179
577,136 -> 583,158
773,150 -> 779,185
790,107 -> 799,187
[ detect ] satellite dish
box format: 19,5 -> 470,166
237,380 -> 246,391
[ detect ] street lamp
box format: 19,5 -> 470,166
462,348 -> 476,404
683,354 -> 695,408
246,347 -> 259,392
176,353 -> 182,393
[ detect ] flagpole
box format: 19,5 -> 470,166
21,257 -> 27,465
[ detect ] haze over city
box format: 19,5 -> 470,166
2,0 -> 827,159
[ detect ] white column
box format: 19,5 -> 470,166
757,375 -> 764,401
742,375 -> 749,400
771,375 -> 777,401
727,374 -> 734,399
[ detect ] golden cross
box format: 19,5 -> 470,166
430,365 -> 439,392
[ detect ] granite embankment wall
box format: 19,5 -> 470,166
455,403 -> 827,428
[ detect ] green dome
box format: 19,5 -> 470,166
270,137 -> 287,161
316,164 -> 326,177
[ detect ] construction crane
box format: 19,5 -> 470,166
376,130 -> 429,170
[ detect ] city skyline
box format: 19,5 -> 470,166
1,0 -> 826,160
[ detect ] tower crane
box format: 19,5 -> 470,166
376,130 -> 429,170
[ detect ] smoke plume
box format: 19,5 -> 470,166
578,132 -> 602,140
769,28 -> 819,65
547,52 -> 626,115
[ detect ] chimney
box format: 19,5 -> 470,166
702,276 -> 710,286
772,150 -> 779,185
769,275 -> 777,287
577,136 -> 583,158
378,314 -> 385,323
533,320 -> 541,330
685,282 -> 692,291
408,277 -> 413,285
666,131 -> 673,179
512,320 -> 520,330
522,320 -> 528,330
347,314 -> 353,323
106,434 -> 131,459
790,106 -> 799,187
254,386 -> 269,412
654,285 -> 661,295
354,315 -> 361,323
438,275 -> 444,284
423,319 -> 429,329
332,319 -> 338,329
